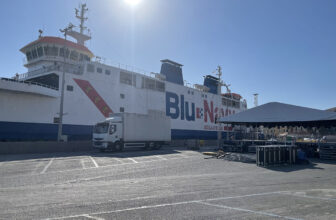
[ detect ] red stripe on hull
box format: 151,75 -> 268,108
73,78 -> 113,117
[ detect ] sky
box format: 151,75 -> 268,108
0,0 -> 335,110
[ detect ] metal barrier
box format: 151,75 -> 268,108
256,145 -> 297,167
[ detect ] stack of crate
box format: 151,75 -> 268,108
319,143 -> 336,161
256,145 -> 297,167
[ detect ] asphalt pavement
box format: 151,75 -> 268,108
0,146 -> 336,219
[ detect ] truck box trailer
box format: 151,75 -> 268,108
92,110 -> 171,151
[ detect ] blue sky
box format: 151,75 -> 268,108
1,0 -> 335,109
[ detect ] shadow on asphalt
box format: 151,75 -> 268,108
262,161 -> 324,172
0,146 -> 198,162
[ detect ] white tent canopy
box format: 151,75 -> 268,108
219,102 -> 336,127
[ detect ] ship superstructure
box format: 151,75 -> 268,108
0,4 -> 247,141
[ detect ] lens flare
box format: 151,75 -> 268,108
124,0 -> 141,6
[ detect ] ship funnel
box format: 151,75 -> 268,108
160,59 -> 184,85
203,75 -> 219,94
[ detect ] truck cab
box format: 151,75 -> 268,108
92,116 -> 123,151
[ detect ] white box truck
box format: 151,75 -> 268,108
92,110 -> 171,152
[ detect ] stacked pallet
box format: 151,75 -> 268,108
319,143 -> 336,161
256,145 -> 297,167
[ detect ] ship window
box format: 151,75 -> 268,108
26,51 -> 32,61
144,78 -> 155,90
37,47 -> 43,57
66,85 -> 74,91
105,69 -> 111,75
84,55 -> 90,61
191,91 -> 194,95
70,50 -> 79,61
79,53 -> 84,61
51,46 -> 58,56
222,98 -> 227,106
156,81 -> 165,92
188,91 -> 190,94
120,107 -> 125,112
120,71 -> 135,86
32,49 -> 38,59
232,101 -> 240,108
142,77 -> 165,92
120,93 -> 125,99
59,48 -> 70,58
87,64 -> 95,72
97,67 -> 103,73
44,46 -> 51,56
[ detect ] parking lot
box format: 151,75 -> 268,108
0,146 -> 336,219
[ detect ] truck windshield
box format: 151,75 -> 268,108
93,122 -> 109,134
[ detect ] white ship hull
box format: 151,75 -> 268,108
0,61 -> 246,141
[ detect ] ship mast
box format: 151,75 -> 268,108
67,4 -> 91,45
76,4 -> 88,34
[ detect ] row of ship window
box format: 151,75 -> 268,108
222,98 -> 240,108
86,64 -> 165,92
26,46 -> 90,62
86,64 -> 111,75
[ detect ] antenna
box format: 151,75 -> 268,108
215,65 -> 223,95
75,3 -> 88,34
67,3 -> 91,45
38,29 -> 43,38
253,93 -> 259,107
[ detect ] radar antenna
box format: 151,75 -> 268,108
38,29 -> 43,38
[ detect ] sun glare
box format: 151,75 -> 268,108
124,0 -> 141,6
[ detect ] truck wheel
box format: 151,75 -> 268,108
115,142 -> 124,152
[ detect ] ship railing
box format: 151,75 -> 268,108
17,63 -> 84,80
93,57 -> 154,78
1,77 -> 59,91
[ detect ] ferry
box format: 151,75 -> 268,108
0,4 -> 247,141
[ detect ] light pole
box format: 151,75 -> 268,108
57,24 -> 73,142
216,66 -> 222,149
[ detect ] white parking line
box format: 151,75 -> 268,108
40,157 -> 54,174
89,157 -> 99,168
5,152 -> 202,177
197,201 -> 302,220
127,158 -> 138,163
278,192 -> 336,201
80,159 -> 86,169
46,191 -> 295,220
112,157 -> 124,164
82,214 -> 105,220
155,155 -> 167,160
